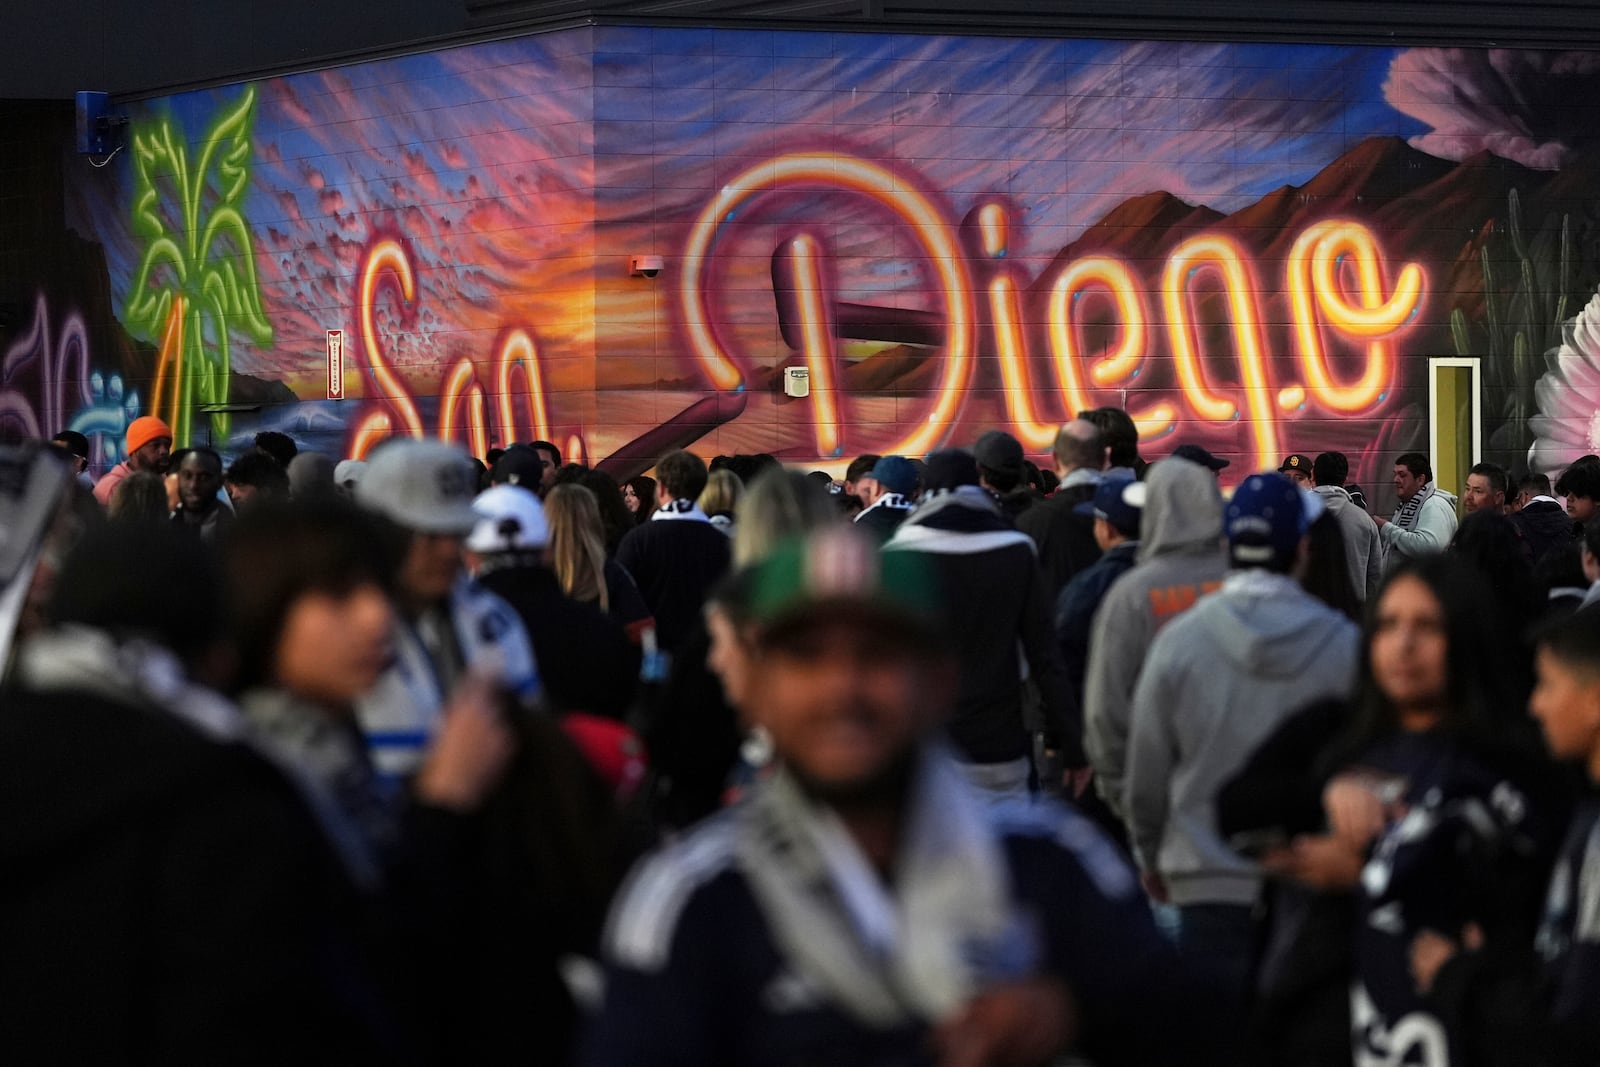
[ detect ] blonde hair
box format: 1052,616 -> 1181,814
544,483 -> 610,612
697,468 -> 744,517
732,468 -> 842,569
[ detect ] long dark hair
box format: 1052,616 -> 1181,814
1301,512 -> 1360,621
625,475 -> 657,525
1324,554 -> 1545,774
1451,509 -> 1540,696
581,468 -> 635,556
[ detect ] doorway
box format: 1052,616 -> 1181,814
1428,357 -> 1482,498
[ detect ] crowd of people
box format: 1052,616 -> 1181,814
2,408 -> 1598,1066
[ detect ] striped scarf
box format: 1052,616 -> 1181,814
1391,482 -> 1436,532
735,748 -> 1034,1027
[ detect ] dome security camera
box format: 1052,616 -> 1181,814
629,255 -> 664,278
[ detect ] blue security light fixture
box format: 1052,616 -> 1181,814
75,92 -> 127,158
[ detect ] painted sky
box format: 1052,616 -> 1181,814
69,28 -> 1429,391
584,31 -> 1426,392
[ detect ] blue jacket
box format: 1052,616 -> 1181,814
1055,540 -> 1140,707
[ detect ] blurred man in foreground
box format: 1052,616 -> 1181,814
584,526 -> 1208,1067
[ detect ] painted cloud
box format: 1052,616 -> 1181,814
1384,48 -> 1600,170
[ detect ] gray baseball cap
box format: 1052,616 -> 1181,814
356,439 -> 480,534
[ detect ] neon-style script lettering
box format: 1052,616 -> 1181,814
733,151 -> 1426,467
338,151 -> 1425,471
350,240 -> 559,461
680,152 -> 977,459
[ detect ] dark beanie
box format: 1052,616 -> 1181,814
48,523 -> 222,660
921,449 -> 980,493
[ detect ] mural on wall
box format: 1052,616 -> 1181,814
32,28 -> 1600,496
125,84 -> 274,449
1530,288 -> 1600,472
0,294 -> 141,468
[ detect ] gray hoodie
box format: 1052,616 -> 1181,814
1124,569 -> 1360,906
1313,484 -> 1384,602
1381,485 -> 1458,572
1082,459 -> 1228,818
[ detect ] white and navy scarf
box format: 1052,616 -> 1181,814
242,688 -> 393,892
17,627 -> 392,896
1391,482 -> 1437,532
16,626 -> 244,743
736,748 -> 1035,1027
855,492 -> 912,521
652,498 -> 711,523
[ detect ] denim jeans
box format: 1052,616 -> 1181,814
1176,901 -> 1256,1048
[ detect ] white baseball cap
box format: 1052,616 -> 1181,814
466,484 -> 549,553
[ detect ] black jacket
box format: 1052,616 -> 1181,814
615,516 -> 731,653
601,558 -> 655,640
1512,499 -> 1577,569
1017,481 -> 1103,601
995,486 -> 1044,524
639,616 -> 745,830
407,712 -> 624,1067
1216,699 -> 1353,1067
477,562 -> 640,718
888,488 -> 1080,764
0,684 -> 386,1066
852,499 -> 910,544
1428,791 -> 1600,1067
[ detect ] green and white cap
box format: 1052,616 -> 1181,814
747,526 -> 942,643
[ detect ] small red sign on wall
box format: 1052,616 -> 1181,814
327,329 -> 344,400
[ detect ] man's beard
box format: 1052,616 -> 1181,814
786,742 -> 921,817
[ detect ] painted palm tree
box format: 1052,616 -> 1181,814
124,85 -> 273,446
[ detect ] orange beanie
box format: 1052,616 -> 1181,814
125,416 -> 173,456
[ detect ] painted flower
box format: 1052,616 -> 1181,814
1529,288 -> 1600,475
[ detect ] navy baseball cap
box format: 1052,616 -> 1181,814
1226,472 -> 1325,565
1172,443 -> 1228,471
867,455 -> 917,497
1075,476 -> 1146,539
